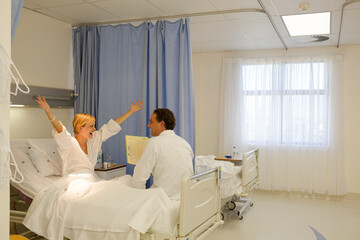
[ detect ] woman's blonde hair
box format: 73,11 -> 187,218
72,113 -> 95,135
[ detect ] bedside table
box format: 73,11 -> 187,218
95,164 -> 126,180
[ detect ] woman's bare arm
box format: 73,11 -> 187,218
36,95 -> 62,133
114,100 -> 144,125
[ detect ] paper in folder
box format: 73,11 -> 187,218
125,135 -> 149,165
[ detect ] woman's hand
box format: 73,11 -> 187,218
36,95 -> 63,133
130,100 -> 144,113
114,100 -> 144,126
36,95 -> 51,113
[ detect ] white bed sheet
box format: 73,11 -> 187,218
195,155 -> 243,198
23,171 -> 179,240
10,139 -> 180,240
10,139 -> 61,198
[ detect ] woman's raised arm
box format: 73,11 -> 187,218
36,95 -> 63,133
114,100 -> 144,126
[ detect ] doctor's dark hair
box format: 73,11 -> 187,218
153,108 -> 176,130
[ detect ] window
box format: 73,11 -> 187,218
220,55 -> 344,194
242,61 -> 328,146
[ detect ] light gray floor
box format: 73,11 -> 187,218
206,190 -> 360,240
11,190 -> 360,240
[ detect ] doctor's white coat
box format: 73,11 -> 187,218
132,130 -> 194,197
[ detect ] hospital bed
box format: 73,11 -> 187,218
9,139 -> 223,240
195,149 -> 259,220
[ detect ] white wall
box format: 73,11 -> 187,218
0,0 -> 11,238
10,8 -> 74,139
193,45 -> 360,194
7,3 -> 360,197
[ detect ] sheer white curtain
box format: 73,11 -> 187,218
220,55 -> 346,195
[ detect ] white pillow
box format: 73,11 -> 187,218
27,140 -> 62,177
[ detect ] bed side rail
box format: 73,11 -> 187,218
10,209 -> 26,224
190,167 -> 220,180
178,167 -> 221,238
241,148 -> 260,195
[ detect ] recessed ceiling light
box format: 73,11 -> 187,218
282,12 -> 331,37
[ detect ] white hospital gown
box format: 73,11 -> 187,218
52,119 -> 121,175
132,130 -> 194,197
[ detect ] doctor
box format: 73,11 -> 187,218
132,108 -> 194,197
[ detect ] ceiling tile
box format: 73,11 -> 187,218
35,8 -> 83,25
341,0 -> 360,10
190,27 -> 208,42
84,0 -> 108,2
93,0 -> 167,19
341,8 -> 360,33
190,15 -> 227,24
223,11 -> 267,20
21,0 -> 360,51
50,3 -> 119,24
209,0 -> 261,10
218,39 -> 258,51
264,0 -> 343,16
148,0 -> 217,15
23,1 -> 43,10
331,10 -> 341,34
24,0 -> 86,8
329,33 -> 340,46
266,14 -> 292,38
231,17 -> 279,39
339,32 -> 360,45
334,0 -> 348,9
292,40 -> 334,49
252,38 -> 285,50
191,21 -> 247,42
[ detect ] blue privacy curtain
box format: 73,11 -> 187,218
73,26 -> 100,127
73,19 -> 195,175
11,0 -> 24,42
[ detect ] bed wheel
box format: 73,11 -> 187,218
250,202 -> 254,207
239,215 -> 244,220
220,212 -> 225,220
227,201 -> 236,210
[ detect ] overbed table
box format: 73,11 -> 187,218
95,164 -> 126,180
215,156 -> 243,166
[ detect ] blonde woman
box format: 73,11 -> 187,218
36,95 -> 144,176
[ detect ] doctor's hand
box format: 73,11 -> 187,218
36,95 -> 51,113
130,100 -> 144,113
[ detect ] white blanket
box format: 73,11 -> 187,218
23,171 -> 179,240
195,155 -> 243,198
